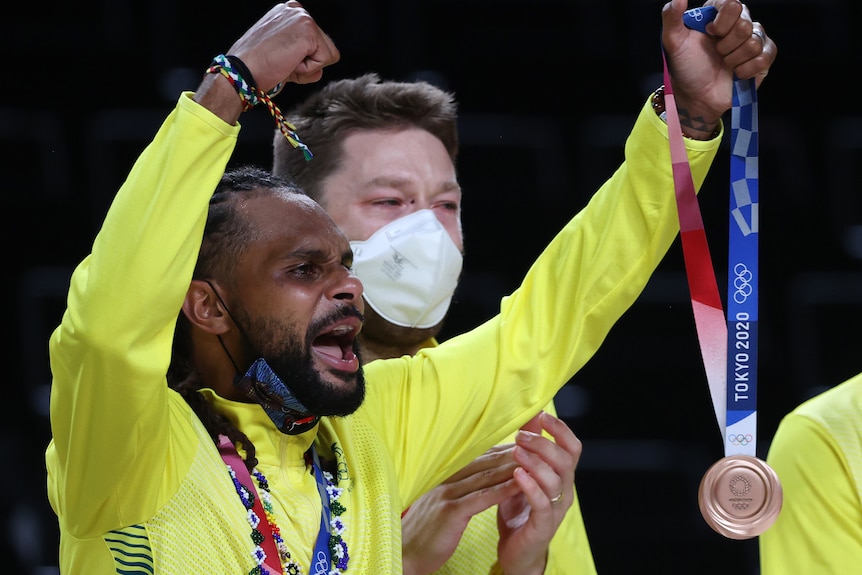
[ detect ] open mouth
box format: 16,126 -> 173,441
311,318 -> 361,371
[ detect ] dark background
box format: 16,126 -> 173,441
4,1 -> 859,573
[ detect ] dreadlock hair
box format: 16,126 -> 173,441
167,165 -> 305,471
272,72 -> 459,205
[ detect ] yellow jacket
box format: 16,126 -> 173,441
46,91 -> 719,574
760,373 -> 862,574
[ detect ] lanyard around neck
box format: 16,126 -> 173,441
219,435 -> 335,574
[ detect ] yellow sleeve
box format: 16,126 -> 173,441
362,97 -> 722,506
760,384 -> 862,574
46,93 -> 240,537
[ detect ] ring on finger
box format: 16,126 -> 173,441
550,492 -> 563,504
752,29 -> 765,42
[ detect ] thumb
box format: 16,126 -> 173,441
662,0 -> 689,31
661,0 -> 692,48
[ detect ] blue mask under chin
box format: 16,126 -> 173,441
234,357 -> 319,434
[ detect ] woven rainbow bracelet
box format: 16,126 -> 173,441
207,54 -> 313,161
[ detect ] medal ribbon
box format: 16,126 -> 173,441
219,436 -> 336,574
668,6 -> 759,458
218,435 -> 284,575
724,77 -> 759,457
310,447 -> 335,575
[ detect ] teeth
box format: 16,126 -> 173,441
331,325 -> 352,335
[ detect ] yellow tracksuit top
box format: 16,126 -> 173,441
45,91 -> 719,574
760,373 -> 862,574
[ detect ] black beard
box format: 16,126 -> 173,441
265,337 -> 366,417
237,307 -> 366,417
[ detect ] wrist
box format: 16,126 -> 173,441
501,551 -> 548,575
651,86 -> 720,141
192,73 -> 244,125
401,549 -> 430,575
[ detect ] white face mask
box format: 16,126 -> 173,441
350,209 -> 463,329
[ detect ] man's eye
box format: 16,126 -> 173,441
373,199 -> 401,207
293,264 -> 317,277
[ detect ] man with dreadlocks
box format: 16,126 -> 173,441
45,1 -> 776,574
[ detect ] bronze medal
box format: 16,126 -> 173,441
698,454 -> 782,539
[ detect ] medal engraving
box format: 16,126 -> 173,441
698,455 -> 782,539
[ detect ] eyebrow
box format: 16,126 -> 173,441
286,246 -> 354,264
368,175 -> 460,194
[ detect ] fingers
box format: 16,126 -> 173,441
511,466 -> 564,514
752,27 -> 765,44
540,411 -> 583,466
702,1 -> 775,83
519,412 -> 544,435
290,29 -> 342,85
435,475 -> 522,522
401,443 -> 527,572
735,22 -> 776,85
661,0 -> 691,38
717,19 -> 776,83
513,412 -> 581,508
496,475 -> 554,574
442,443 -> 516,485
517,413 -> 582,477
497,416 -> 581,573
226,2 -> 340,92
438,475 -> 522,513
703,0 -> 745,38
403,479 -> 518,574
664,0 -> 776,122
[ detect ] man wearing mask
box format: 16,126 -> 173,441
272,73 -> 589,575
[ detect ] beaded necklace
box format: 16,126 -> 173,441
225,454 -> 349,575
321,469 -> 350,571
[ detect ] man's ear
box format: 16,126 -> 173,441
183,279 -> 231,334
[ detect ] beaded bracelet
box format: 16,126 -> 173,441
651,85 -> 668,122
206,54 -> 312,160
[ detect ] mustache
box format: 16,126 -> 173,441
307,305 -> 364,341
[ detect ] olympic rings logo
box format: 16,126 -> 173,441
728,433 -> 753,446
732,263 -> 753,304
729,474 -> 752,497
687,7 -> 708,21
312,551 -> 330,574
